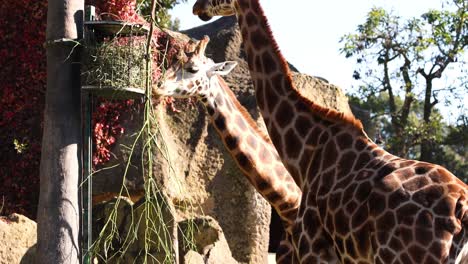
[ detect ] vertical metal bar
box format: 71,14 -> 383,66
82,92 -> 92,264
82,5 -> 95,264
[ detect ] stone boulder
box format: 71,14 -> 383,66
91,16 -> 354,264
178,217 -> 238,264
0,214 -> 36,264
92,197 -> 237,264
92,194 -> 178,264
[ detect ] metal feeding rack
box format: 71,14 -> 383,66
80,6 -> 150,264
81,11 -> 149,99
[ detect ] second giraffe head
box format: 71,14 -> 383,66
192,0 -> 236,21
154,36 -> 237,99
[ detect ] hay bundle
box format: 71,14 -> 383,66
82,35 -> 147,91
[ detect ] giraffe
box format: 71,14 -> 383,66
192,1 -> 468,263
154,36 -> 302,262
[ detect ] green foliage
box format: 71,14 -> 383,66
137,0 -> 186,29
445,115 -> 468,155
350,94 -> 442,154
350,94 -> 467,181
341,0 -> 467,167
423,1 -> 468,50
429,115 -> 468,182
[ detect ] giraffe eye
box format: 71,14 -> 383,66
186,66 -> 199,74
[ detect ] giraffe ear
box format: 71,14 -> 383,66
208,61 -> 238,76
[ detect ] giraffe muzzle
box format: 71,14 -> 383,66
193,2 -> 213,21
198,13 -> 213,21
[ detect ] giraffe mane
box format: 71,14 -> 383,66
216,75 -> 273,144
252,2 -> 364,131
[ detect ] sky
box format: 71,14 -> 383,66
169,0 -> 465,122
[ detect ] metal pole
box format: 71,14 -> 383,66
82,92 -> 93,264
82,6 -> 95,264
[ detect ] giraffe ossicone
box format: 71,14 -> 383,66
192,1 -> 468,263
155,36 -> 303,261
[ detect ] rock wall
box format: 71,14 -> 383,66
0,214 -> 36,264
92,16 -> 354,264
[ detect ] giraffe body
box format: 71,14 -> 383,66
192,1 -> 468,263
155,37 -> 302,259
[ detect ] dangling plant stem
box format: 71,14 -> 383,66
143,0 -> 174,262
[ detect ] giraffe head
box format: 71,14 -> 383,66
154,36 -> 237,99
192,0 -> 236,21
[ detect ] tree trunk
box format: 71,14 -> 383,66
420,140 -> 433,162
384,53 -> 407,157
37,0 -> 83,263
420,78 -> 434,162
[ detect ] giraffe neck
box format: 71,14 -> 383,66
201,76 -> 302,230
234,0 -> 294,104
233,0 -> 365,184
